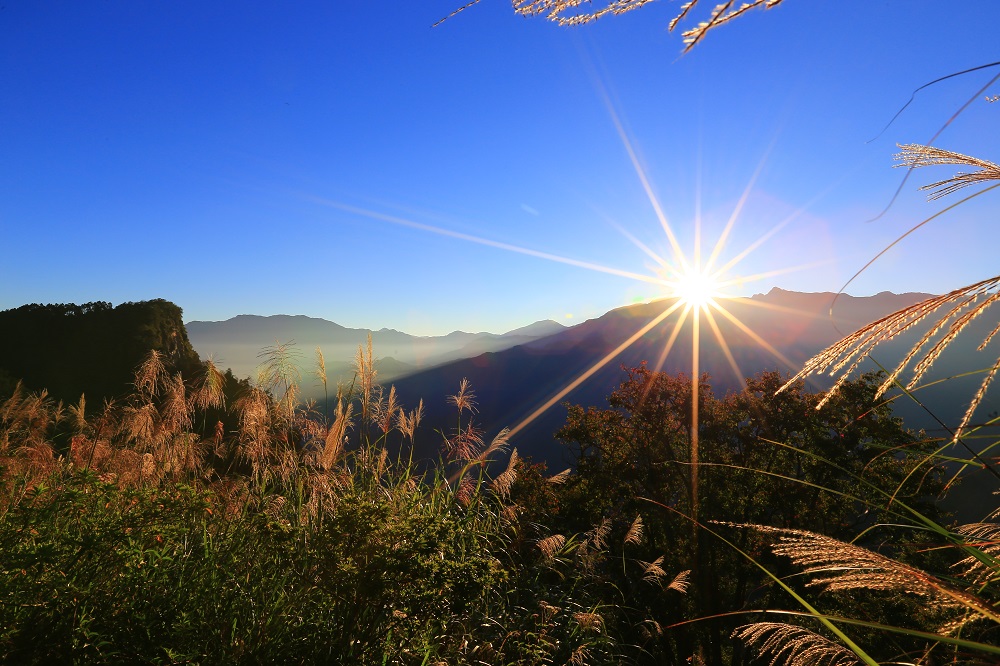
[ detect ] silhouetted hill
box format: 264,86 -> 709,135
0,300 -> 201,404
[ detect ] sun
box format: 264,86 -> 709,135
669,267 -> 722,309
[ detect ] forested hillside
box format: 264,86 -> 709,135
0,300 -> 202,404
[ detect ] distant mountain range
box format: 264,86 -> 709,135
185,314 -> 567,386
186,290 -> 1000,497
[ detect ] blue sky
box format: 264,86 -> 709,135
2,1 -> 998,335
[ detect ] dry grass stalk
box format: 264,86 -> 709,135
447,377 -> 477,414
455,474 -> 476,506
397,398 -> 423,442
2,388 -> 63,450
191,358 -> 226,412
491,447 -> 519,499
546,468 -> 571,484
588,518 -> 611,551
67,394 -> 87,435
955,354 -> 1000,443
322,398 -> 353,469
667,569 -> 691,594
747,525 -> 1000,630
446,421 -> 484,462
779,276 -> 1000,440
572,611 -> 604,633
537,534 -> 566,559
639,619 -> 663,640
121,403 -> 159,448
135,350 -> 166,399
624,514 -> 644,546
639,555 -> 667,583
314,346 -> 327,394
438,0 -> 785,53
478,427 -> 511,462
953,522 -> 1000,585
372,385 -> 400,436
354,334 -> 376,421
537,600 -> 561,622
162,372 -> 192,434
375,446 -> 389,477
732,622 -> 862,666
236,386 -> 273,467
895,144 -> 1000,200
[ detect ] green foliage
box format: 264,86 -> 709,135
0,346 -> 621,664
0,337 -> 982,664
542,365 -> 948,662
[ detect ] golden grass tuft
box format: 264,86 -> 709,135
447,377 -> 477,414
732,622 -> 862,666
639,555 -> 667,583
779,275 -> 1000,442
135,350 -> 166,399
624,514 -> 644,546
372,384 -> 400,436
572,611 -> 604,633
667,569 -> 691,594
438,0 -> 785,53
537,533 -> 566,560
491,447 -> 519,499
895,144 -> 1000,200
396,398 -> 423,442
953,522 -> 1000,585
783,144 -> 1000,444
546,467 -> 571,484
744,525 -> 1000,631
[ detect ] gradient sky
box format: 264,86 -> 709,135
2,1 -> 998,335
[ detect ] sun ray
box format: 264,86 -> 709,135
592,79 -> 690,273
507,299 -> 686,438
709,300 -> 798,370
311,197 -> 671,288
715,260 -> 834,289
703,139 -> 775,275
652,304 -> 692,374
710,208 -> 806,279
731,295 -> 839,320
593,208 -> 679,276
689,303 -> 701,536
701,305 -> 747,386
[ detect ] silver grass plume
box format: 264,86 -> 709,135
778,275 -> 1000,443
436,0 -> 784,54
491,447 -> 519,499
743,525 -> 1000,631
953,522 -> 1000,585
732,622 -> 862,666
895,144 -> 1000,200
624,514 -> 644,546
537,534 -> 566,560
667,569 -> 691,593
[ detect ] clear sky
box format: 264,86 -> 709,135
2,1 -> 998,335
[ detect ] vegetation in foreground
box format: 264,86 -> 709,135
2,333 -> 999,665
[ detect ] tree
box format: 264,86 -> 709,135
537,365 -> 945,663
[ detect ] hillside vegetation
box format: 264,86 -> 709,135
0,300 -> 202,405
3,333 -> 999,664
